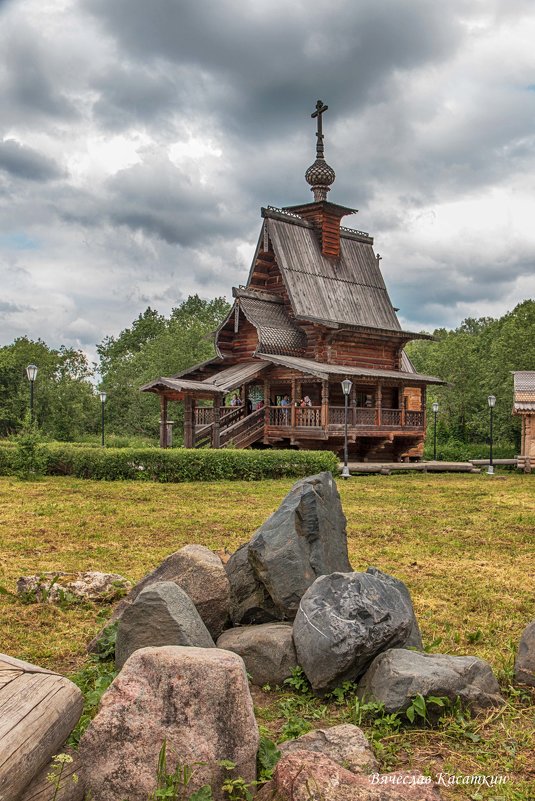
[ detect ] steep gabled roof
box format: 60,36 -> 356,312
259,207 -> 428,339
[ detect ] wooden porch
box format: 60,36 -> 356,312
174,375 -> 427,456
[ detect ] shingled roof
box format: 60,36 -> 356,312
258,207 -> 428,339
513,371 -> 535,412
234,289 -> 307,355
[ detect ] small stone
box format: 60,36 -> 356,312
115,581 -> 215,669
278,724 -> 378,774
80,646 -> 259,801
358,648 -> 504,714
293,571 -> 413,692
514,620 -> 535,686
17,571 -> 131,604
217,623 -> 297,686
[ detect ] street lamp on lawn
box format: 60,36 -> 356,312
341,379 -> 352,479
487,395 -> 496,475
26,364 -> 38,424
432,402 -> 439,461
99,391 -> 107,447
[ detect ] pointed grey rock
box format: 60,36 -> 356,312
115,581 -> 215,669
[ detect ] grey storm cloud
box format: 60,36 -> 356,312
0,0 -> 533,359
0,140 -> 66,182
84,0 -> 463,143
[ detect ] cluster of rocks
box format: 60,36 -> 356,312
2,471 -> 534,801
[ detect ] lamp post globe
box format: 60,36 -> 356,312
99,391 -> 107,447
26,364 -> 38,423
341,379 -> 352,479
487,395 -> 496,475
431,402 -> 439,461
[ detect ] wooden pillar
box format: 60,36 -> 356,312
350,383 -> 356,427
183,395 -> 193,448
291,378 -> 297,429
321,379 -> 329,428
400,384 -> 405,426
376,383 -> 382,427
213,395 -> 221,449
159,395 -> 168,449
264,379 -> 270,430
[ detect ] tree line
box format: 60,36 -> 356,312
0,297 -> 532,449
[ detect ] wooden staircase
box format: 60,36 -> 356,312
194,407 -> 265,449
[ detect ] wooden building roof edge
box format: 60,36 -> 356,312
140,377 -> 225,394
255,354 -> 445,384
292,314 -> 433,341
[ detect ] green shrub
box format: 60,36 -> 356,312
423,438 -> 516,462
0,444 -> 339,482
10,414 -> 47,480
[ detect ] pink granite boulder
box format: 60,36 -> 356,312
79,646 -> 258,801
256,750 -> 442,801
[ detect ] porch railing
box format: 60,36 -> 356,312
405,410 -> 424,427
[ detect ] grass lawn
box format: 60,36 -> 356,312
0,472 -> 533,799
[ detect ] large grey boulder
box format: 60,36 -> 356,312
80,646 -> 259,801
115,581 -> 215,669
217,623 -> 297,686
278,724 -> 378,774
90,545 -> 230,650
226,472 -> 351,624
358,649 -> 504,714
293,572 -> 413,692
514,620 -> 535,686
225,543 -> 279,625
366,567 -> 423,650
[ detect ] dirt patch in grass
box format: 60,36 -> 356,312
0,472 -> 533,799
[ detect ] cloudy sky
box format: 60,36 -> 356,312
1,0 -> 534,362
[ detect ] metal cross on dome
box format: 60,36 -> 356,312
311,100 -> 328,159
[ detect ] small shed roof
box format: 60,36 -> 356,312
513,371 -> 535,412
141,360 -> 269,397
236,290 -> 307,355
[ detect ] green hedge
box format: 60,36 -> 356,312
422,439 -> 516,462
0,444 -> 339,482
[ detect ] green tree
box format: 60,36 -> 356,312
98,296 -> 230,439
0,338 -> 97,439
407,300 -> 535,450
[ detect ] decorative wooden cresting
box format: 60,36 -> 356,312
513,371 -> 535,469
142,102 -> 444,460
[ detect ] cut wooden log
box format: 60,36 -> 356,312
18,748 -> 84,801
0,654 -> 83,801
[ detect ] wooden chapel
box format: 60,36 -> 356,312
142,101 -> 443,461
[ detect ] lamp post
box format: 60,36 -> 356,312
26,364 -> 38,424
341,379 -> 352,479
487,395 -> 496,475
432,402 -> 439,461
99,391 -> 107,447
